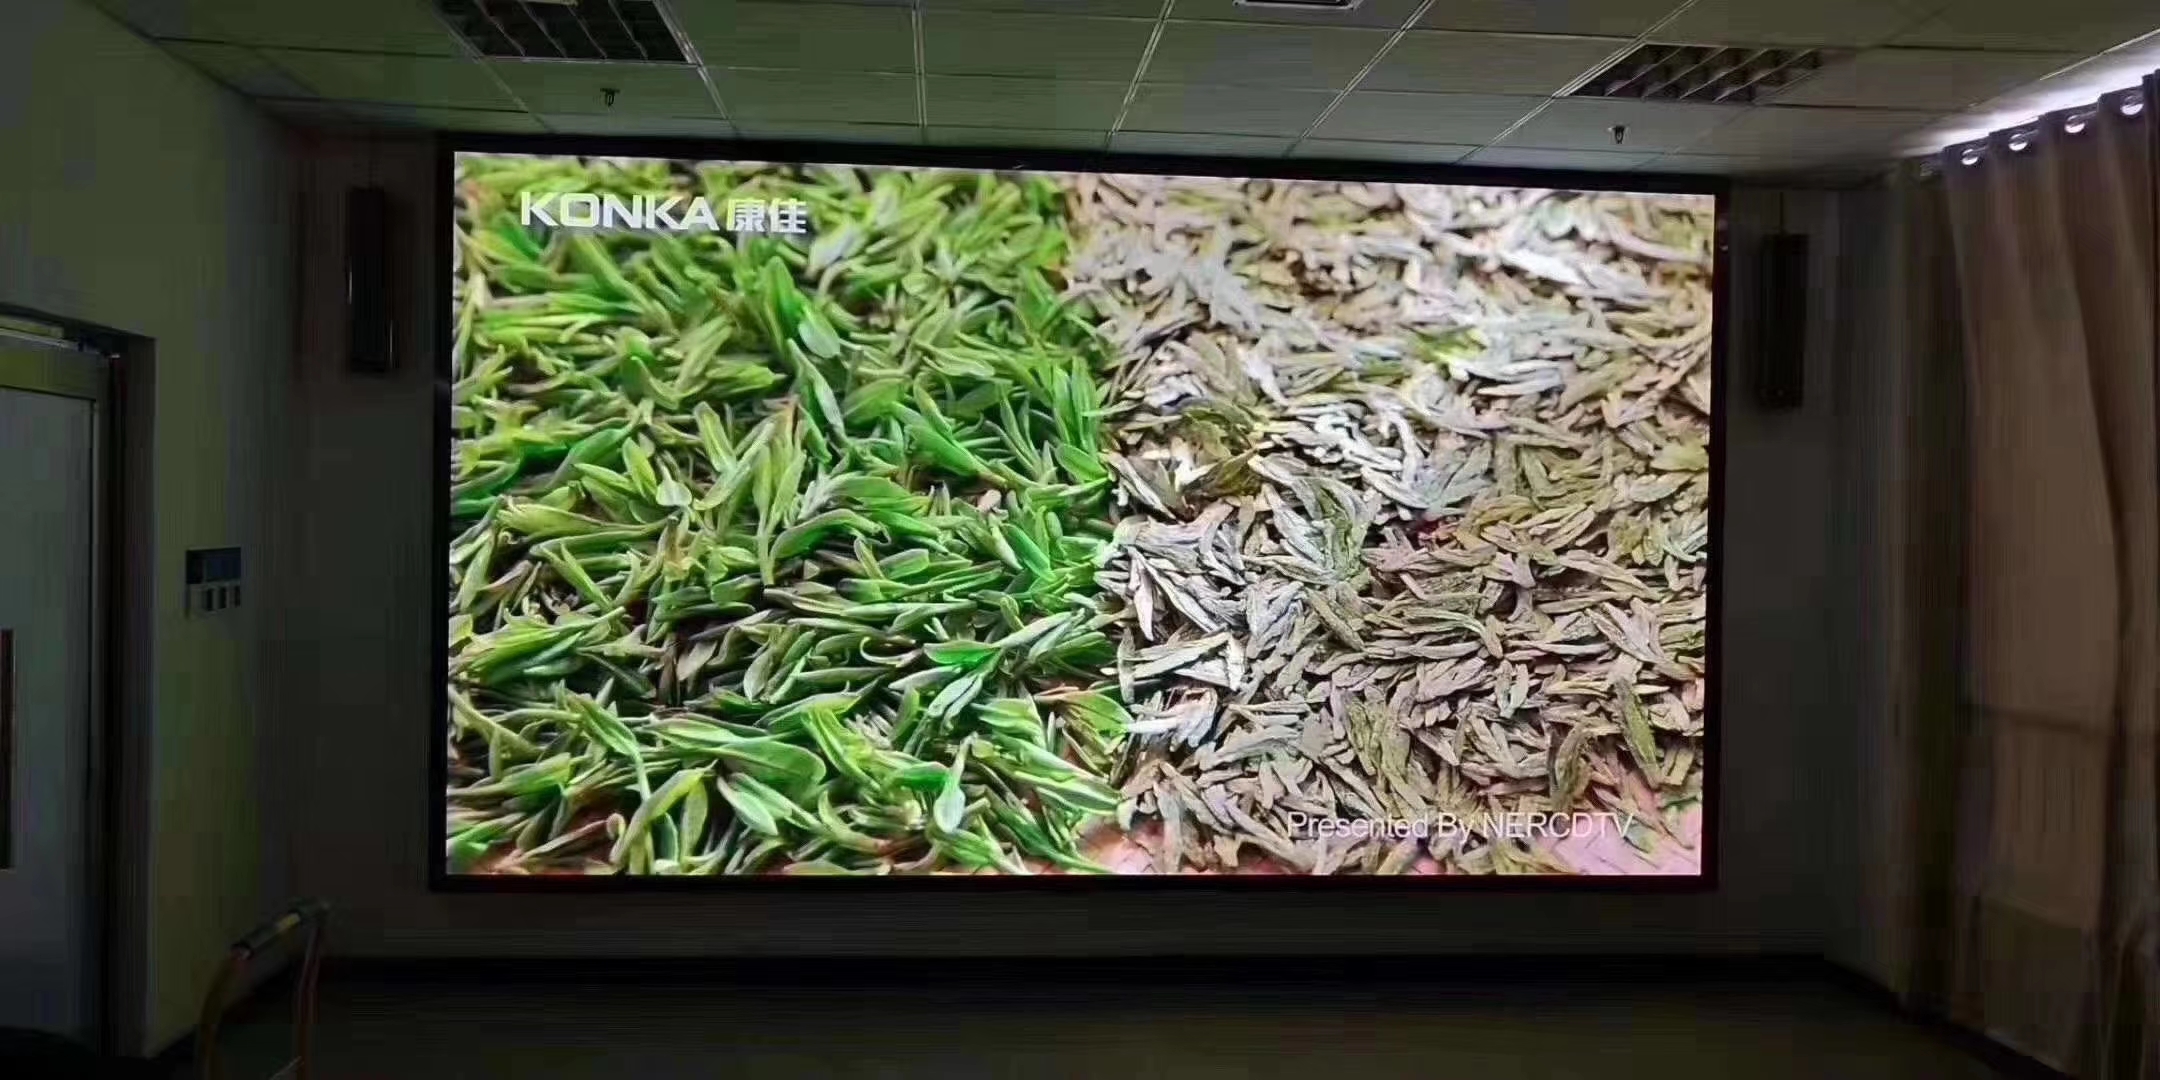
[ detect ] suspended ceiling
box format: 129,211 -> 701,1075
89,0 -> 2160,180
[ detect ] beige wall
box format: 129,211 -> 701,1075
270,138 -> 1848,958
0,0 -> 294,1054
0,0 -> 1906,1048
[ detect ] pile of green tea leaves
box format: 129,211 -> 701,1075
447,155 -> 1132,876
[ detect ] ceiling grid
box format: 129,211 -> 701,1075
1105,0 -> 1182,150
89,0 -> 2160,179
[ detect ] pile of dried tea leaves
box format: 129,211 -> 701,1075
1066,176 -> 1712,875
446,157 -> 1134,876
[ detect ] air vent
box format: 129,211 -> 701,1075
1570,43 -> 1831,105
437,0 -> 687,63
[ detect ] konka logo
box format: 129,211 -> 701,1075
519,191 -> 722,232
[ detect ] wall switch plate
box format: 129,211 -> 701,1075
185,547 -> 242,616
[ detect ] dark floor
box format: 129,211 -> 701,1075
195,962 -> 2029,1080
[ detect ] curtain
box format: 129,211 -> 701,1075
1895,77 -> 2160,1077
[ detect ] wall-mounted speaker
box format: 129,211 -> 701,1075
346,186 -> 395,375
1752,232 -> 1807,410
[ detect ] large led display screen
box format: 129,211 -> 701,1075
442,147 -> 1717,881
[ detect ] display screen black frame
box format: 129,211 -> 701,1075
431,132 -> 1729,894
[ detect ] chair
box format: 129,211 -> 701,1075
195,900 -> 329,1080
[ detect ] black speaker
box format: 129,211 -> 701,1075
1752,232 -> 1807,410
346,186 -> 395,374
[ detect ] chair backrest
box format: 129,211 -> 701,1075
195,900 -> 329,1080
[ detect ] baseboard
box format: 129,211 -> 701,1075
321,951 -> 1839,989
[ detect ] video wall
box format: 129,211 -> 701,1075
442,148 -> 1716,880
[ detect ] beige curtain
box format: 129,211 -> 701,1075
1900,78 -> 2160,1077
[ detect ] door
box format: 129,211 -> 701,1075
0,337 -> 106,1039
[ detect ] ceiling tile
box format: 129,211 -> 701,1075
1917,45 -> 2160,148
490,62 -> 717,117
1418,0 -> 1680,37
1651,151 -> 1837,172
404,106 -> 540,133
926,76 -> 1129,129
159,40 -> 314,98
1364,31 -> 1625,94
730,121 -> 925,145
1316,90 -> 1545,142
1650,151 -> 1891,182
1146,21 -> 1391,89
924,12 -> 1156,80
266,50 -> 518,109
1123,83 -> 1335,135
270,100 -> 546,133
927,126 -> 1108,149
1657,0 -> 1940,47
1798,161 -> 1900,185
1170,0 -> 1427,30
1891,0 -> 2160,52
255,98 -> 353,123
1110,130 -> 1294,155
1678,104 -> 1944,157
711,69 -> 919,124
673,2 -> 915,73
1636,152 -> 1769,176
537,114 -> 736,137
1496,97 -> 1736,151
93,0 -> 463,55
1462,146 -> 1663,170
85,0 -> 196,39
1772,48 -> 2080,111
922,0 -> 1165,14
1291,139 -> 1478,162
1893,114 -> 1990,157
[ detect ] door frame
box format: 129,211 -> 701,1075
0,326 -> 118,1048
0,303 -> 159,1056
2,304 -> 171,1057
